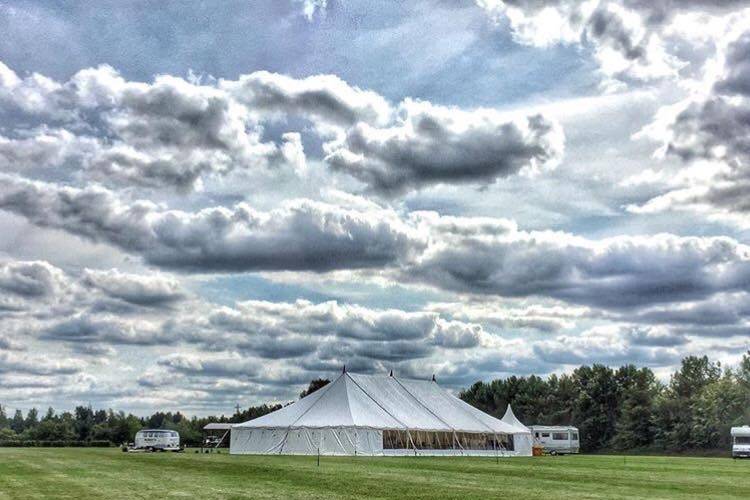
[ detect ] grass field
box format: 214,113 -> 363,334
0,448 -> 748,499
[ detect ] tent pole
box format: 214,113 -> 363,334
494,433 -> 498,464
317,446 -> 320,467
407,430 -> 417,456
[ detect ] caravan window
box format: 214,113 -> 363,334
571,432 -> 579,441
541,433 -> 550,438
736,436 -> 750,444
552,433 -> 568,440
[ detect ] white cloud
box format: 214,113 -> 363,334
476,0 -> 749,85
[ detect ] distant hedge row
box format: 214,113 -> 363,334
0,440 -> 110,447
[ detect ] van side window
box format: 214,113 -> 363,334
541,433 -> 550,437
571,433 -> 579,440
552,433 -> 568,440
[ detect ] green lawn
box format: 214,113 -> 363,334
0,448 -> 748,499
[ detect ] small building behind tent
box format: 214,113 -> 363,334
230,371 -> 533,457
202,422 -> 233,449
731,426 -> 750,458
529,425 -> 579,454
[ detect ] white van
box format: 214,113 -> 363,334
134,429 -> 180,451
731,426 -> 750,459
529,425 -> 580,455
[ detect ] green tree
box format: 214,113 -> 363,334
299,378 -> 331,399
10,409 -> 24,434
43,407 -> 55,422
0,404 -> 8,429
74,406 -> 95,441
611,366 -> 658,449
24,407 -> 39,430
653,356 -> 722,450
572,364 -> 619,451
0,427 -> 16,441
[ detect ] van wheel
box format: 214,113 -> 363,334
549,450 -> 557,456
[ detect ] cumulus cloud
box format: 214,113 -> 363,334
426,301 -> 588,333
632,26 -> 750,220
82,268 -> 185,307
175,299 -> 488,360
0,350 -> 82,376
325,99 -> 563,195
0,175 -> 423,272
0,61 -> 303,190
406,214 -> 750,309
0,59 -> 564,195
2,257 -> 745,409
157,353 -> 261,378
476,0 -> 748,85
0,334 -> 25,351
533,325 -> 682,366
0,260 -> 67,298
4,177 -> 750,314
222,71 -> 392,127
41,314 -> 171,346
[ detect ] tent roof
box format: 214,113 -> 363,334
234,372 -> 527,434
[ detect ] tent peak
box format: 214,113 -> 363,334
501,403 -> 530,432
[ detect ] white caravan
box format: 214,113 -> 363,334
133,429 -> 180,451
529,425 -> 580,454
731,426 -> 750,459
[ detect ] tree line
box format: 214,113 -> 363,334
1,355 -> 748,452
460,353 -> 750,452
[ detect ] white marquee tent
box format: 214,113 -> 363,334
230,371 -> 533,456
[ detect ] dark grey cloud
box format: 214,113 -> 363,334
157,354 -> 261,378
0,176 -> 422,272
223,70 -> 391,127
5,176 -> 750,315
0,61 -> 302,190
406,218 -> 750,309
82,268 -> 185,307
0,260 -> 66,298
622,325 -> 687,347
714,31 -> 750,97
41,314 -> 172,346
0,334 -> 25,351
587,5 -> 645,61
623,294 -> 750,327
325,100 -> 563,195
0,351 -> 81,376
532,325 -> 682,367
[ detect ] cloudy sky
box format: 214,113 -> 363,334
1,0 -> 750,415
